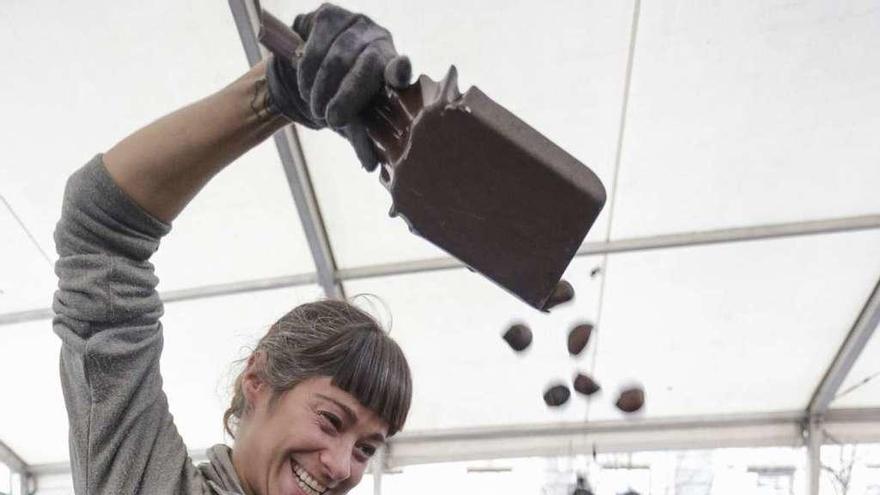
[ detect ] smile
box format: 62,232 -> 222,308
292,461 -> 328,495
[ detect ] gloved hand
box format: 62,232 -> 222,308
266,3 -> 412,171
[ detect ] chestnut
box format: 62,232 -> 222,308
502,323 -> 532,352
615,386 -> 645,413
573,373 -> 601,396
567,323 -> 593,356
542,280 -> 575,311
543,384 -> 571,407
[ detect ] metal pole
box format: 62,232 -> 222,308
0,440 -> 27,479
0,273 -> 315,326
372,446 -> 385,495
27,407 -> 880,477
576,214 -> 880,257
5,214 -> 880,326
19,473 -> 31,495
0,440 -> 30,495
227,0 -> 345,300
805,418 -> 823,495
809,277 -> 880,416
343,214 -> 880,280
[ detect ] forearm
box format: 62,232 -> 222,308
104,59 -> 287,223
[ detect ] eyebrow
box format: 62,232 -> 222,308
315,394 -> 387,444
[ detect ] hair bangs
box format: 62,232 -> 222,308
331,327 -> 412,436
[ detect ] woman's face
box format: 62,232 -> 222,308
234,375 -> 389,495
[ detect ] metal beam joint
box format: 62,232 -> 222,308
809,277 -> 880,416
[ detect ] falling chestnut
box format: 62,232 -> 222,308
567,323 -> 593,356
615,386 -> 645,413
502,323 -> 532,352
573,373 -> 601,396
543,384 -> 571,407
542,280 -> 575,311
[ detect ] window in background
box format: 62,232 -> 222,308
866,464 -> 880,495
378,447 -> 809,495
0,462 -> 9,495
672,450 -> 714,495
0,461 -> 22,495
749,466 -> 794,495
594,465 -> 651,495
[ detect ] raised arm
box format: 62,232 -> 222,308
53,5 -> 410,494
104,4 -> 412,223
103,60 -> 286,223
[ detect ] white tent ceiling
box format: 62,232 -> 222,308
0,0 -> 878,476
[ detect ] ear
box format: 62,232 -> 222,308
242,352 -> 271,413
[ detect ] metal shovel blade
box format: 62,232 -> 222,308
366,68 -> 607,310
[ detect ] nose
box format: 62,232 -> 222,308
319,444 -> 352,483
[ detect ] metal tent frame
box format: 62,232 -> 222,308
1,1 -> 877,494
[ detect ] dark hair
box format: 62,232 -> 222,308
224,299 -> 412,437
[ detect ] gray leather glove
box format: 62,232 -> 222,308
266,3 -> 412,171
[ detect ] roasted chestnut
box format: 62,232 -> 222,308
543,384 -> 571,407
615,386 -> 645,413
567,323 -> 593,356
502,323 -> 532,352
542,280 -> 575,311
573,373 -> 601,396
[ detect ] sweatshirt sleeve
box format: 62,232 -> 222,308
53,155 -> 201,494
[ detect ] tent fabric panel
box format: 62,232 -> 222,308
611,0 -> 880,239
0,0 -> 316,296
589,230 -> 880,420
0,204 -> 56,313
0,319 -> 68,465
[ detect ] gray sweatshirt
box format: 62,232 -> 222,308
53,155 -> 246,494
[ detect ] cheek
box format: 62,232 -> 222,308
347,462 -> 368,486
278,418 -> 336,454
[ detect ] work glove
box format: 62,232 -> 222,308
266,3 -> 412,172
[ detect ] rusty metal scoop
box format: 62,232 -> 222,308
258,8 -> 606,310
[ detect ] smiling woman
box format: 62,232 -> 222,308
51,3 -> 412,495
226,302 -> 411,494
233,376 -> 396,495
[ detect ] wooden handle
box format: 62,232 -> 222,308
257,5 -> 305,60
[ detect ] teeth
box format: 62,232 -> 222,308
296,477 -> 319,495
292,461 -> 327,495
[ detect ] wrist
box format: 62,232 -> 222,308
232,59 -> 289,127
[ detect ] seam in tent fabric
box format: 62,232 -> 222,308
0,193 -> 53,267
585,0 -> 642,430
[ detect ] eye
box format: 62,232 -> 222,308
319,411 -> 343,431
356,443 -> 377,460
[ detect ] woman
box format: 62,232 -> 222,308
52,4 -> 412,494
